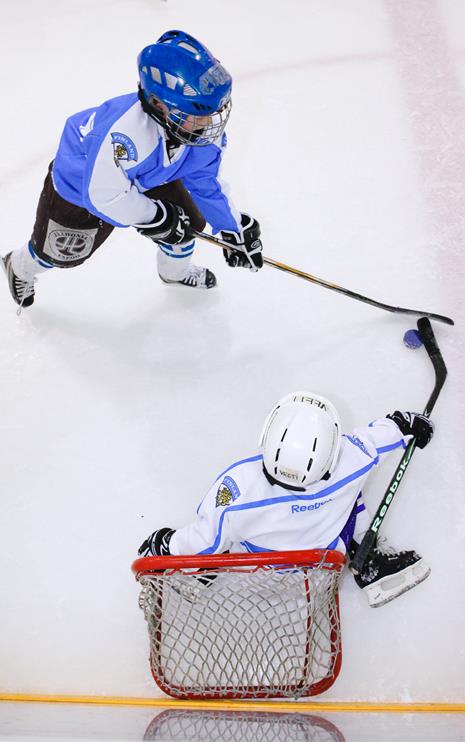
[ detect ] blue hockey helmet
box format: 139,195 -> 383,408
138,30 -> 232,146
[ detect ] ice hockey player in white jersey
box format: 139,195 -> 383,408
2,30 -> 263,308
139,391 -> 434,608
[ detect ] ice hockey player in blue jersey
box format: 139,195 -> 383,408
2,30 -> 263,308
139,391 -> 434,608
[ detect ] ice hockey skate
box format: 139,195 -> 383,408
159,264 -> 217,289
350,537 -> 431,608
2,252 -> 35,308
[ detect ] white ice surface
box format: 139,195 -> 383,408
0,702 -> 465,742
0,0 -> 464,705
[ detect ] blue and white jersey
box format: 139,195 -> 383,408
169,417 -> 410,556
52,93 -> 241,230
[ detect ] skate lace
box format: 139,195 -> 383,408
14,276 -> 35,299
14,275 -> 36,316
375,536 -> 398,556
181,264 -> 204,285
185,265 -> 203,280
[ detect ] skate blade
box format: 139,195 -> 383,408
158,273 -> 217,289
365,559 -> 431,608
2,255 -> 26,315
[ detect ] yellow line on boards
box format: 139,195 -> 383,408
0,694 -> 464,713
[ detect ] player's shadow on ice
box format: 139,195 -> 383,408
26,292 -> 232,391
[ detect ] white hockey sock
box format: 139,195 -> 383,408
157,240 -> 195,281
11,243 -> 53,281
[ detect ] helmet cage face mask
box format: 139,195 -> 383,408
259,392 -> 342,489
145,93 -> 232,146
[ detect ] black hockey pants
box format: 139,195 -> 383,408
30,163 -> 206,269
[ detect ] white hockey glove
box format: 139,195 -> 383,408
220,213 -> 264,272
387,411 -> 434,449
136,200 -> 193,246
138,527 -> 175,557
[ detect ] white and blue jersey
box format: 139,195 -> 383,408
169,417 -> 410,556
52,93 -> 241,230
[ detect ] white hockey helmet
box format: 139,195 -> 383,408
259,391 -> 342,489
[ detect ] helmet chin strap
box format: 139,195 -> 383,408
137,85 -> 184,145
138,85 -> 164,123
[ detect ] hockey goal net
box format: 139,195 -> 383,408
132,549 -> 346,700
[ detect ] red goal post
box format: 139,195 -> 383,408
132,549 -> 346,700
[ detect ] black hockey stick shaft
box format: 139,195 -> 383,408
195,231 -> 454,326
350,317 -> 447,573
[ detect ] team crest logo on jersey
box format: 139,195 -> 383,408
216,484 -> 233,507
216,475 -> 240,507
111,132 -> 138,166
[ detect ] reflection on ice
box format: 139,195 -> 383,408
143,709 -> 345,742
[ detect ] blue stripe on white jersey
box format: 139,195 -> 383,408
376,439 -> 407,453
240,540 -> 275,553
198,457 -> 378,554
214,454 -> 263,483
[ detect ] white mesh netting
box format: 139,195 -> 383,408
136,553 -> 344,699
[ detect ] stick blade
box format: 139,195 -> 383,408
417,316 -> 447,380
417,316 -> 447,416
417,317 -> 440,358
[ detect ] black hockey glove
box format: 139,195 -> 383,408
138,527 -> 175,557
220,213 -> 264,272
387,411 -> 434,449
136,200 -> 193,246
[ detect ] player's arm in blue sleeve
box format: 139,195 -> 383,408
181,136 -> 241,233
82,140 -> 157,227
80,107 -> 159,227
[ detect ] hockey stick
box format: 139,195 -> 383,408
350,317 -> 447,574
194,231 -> 454,326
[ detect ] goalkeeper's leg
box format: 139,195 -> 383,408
346,493 -> 430,608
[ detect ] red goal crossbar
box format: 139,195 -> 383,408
132,548 -> 346,574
